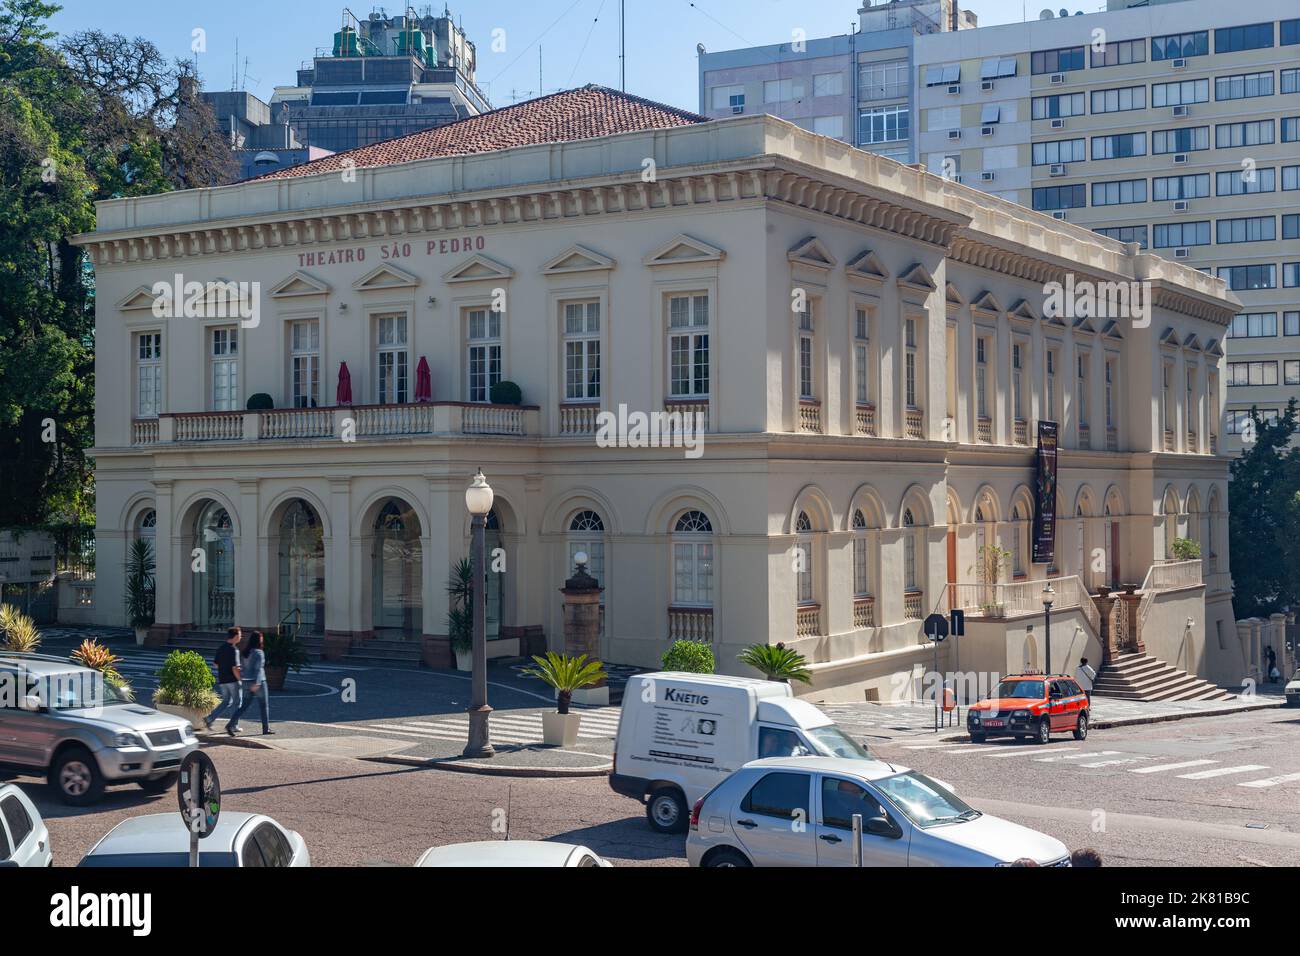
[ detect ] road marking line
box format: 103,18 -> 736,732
1238,772 -> 1300,788
1034,750 -> 1117,763
1129,760 -> 1216,774
902,744 -> 951,750
1078,758 -> 1143,768
1177,764 -> 1269,780
365,723 -> 533,743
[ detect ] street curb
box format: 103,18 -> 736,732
198,734 -> 275,750
930,699 -> 1286,741
361,753 -> 613,777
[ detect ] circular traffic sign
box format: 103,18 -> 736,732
178,751 -> 221,839
924,613 -> 949,642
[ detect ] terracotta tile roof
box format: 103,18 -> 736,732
257,84 -> 709,181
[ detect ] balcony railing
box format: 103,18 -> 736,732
796,604 -> 821,637
668,606 -> 713,643
853,596 -> 875,629
1209,433 -> 1217,455
173,411 -> 243,442
663,398 -> 710,434
1013,419 -> 1028,446
1148,558 -> 1202,590
132,419 -> 159,446
559,403 -> 599,436
976,416 -> 992,444
1187,430 -> 1197,453
905,408 -> 924,440
354,403 -> 438,436
799,400 -> 822,434
1077,423 -> 1090,449
950,574 -> 1100,635
1106,426 -> 1118,451
260,407 -> 332,440
855,404 -> 876,437
1163,428 -> 1175,452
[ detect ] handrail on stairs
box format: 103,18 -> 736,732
277,607 -> 302,641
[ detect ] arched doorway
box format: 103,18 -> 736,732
277,499 -> 324,634
372,499 -> 422,636
193,502 -> 235,629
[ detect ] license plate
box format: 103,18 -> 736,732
984,720 -> 1004,727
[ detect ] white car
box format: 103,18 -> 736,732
686,756 -> 1070,867
0,784 -> 51,867
415,840 -> 611,867
1286,668 -> 1300,707
78,812 -> 310,867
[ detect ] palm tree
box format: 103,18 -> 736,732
737,642 -> 812,684
521,652 -> 608,714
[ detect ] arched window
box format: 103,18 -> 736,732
1010,503 -> 1027,577
373,499 -> 422,635
1162,490 -> 1179,559
852,509 -> 870,597
903,508 -> 917,592
672,510 -> 714,607
136,509 -> 157,541
568,509 -> 606,589
278,499 -> 324,633
974,503 -> 994,584
194,502 -> 234,628
794,510 -> 814,605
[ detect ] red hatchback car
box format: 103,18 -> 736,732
966,674 -> 1089,745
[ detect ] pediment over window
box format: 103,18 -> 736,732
541,244 -> 615,276
971,290 -> 1003,315
269,271 -> 331,299
353,263 -> 422,291
1071,316 -> 1097,335
1159,326 -> 1180,348
1182,333 -> 1202,351
1009,298 -> 1039,322
642,234 -> 726,266
442,254 -> 515,284
1101,320 -> 1124,340
787,236 -> 837,271
845,249 -> 889,282
897,262 -> 937,292
945,283 -> 966,306
1204,337 -> 1223,357
117,285 -> 160,311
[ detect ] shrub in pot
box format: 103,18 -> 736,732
246,392 -> 274,410
488,380 -> 523,406
153,650 -> 219,727
264,629 -> 309,690
522,651 -> 608,746
124,538 -> 155,645
737,642 -> 812,684
0,604 -> 42,652
661,639 -> 715,674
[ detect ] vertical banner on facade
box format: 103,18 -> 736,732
1032,421 -> 1058,565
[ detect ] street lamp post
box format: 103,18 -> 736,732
464,469 -> 495,758
1041,583 -> 1055,675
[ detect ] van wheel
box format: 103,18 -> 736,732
646,788 -> 688,834
51,747 -> 103,806
1073,713 -> 1088,741
703,847 -> 751,868
1034,719 -> 1051,745
138,773 -> 179,794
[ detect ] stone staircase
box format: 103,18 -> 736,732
168,630 -> 326,662
340,638 -> 422,667
1092,652 -> 1234,702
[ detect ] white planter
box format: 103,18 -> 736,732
134,627 -> 149,646
154,702 -> 210,731
542,711 -> 582,747
455,649 -> 473,672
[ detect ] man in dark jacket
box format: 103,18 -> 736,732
205,627 -> 243,734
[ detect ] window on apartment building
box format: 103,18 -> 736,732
376,313 -> 409,404
1286,263 -> 1300,288
976,337 -> 989,419
980,57 -> 1018,79
1032,92 -> 1085,119
813,72 -> 843,97
1152,126 -> 1209,154
1092,179 -> 1146,206
797,303 -> 815,401
1092,133 -> 1146,160
854,308 -> 871,406
1217,216 -> 1276,244
859,61 -> 908,101
1092,86 -> 1146,113
710,85 -> 745,114
1227,361 -> 1279,386
563,301 -> 601,401
1032,184 -> 1087,210
1227,409 -> 1278,433
1076,354 -> 1089,427
289,320 -> 320,408
905,318 -> 919,409
982,145 -> 1018,170
858,105 -> 909,144
852,510 -> 870,598
1152,31 -> 1208,61
1217,168 -> 1274,195
465,309 -> 500,403
1154,174 -> 1210,200
1286,312 -> 1300,336
1286,361 -> 1300,386
1283,69 -> 1300,95
981,104 -> 1001,125
135,332 -> 163,419
1290,213 -> 1300,240
1216,120 -> 1275,149
1091,38 -> 1145,67
1215,22 -> 1274,54
1229,313 -> 1278,338
209,327 -> 239,411
1094,225 -> 1148,248
1283,118 -> 1300,143
1152,79 -> 1208,108
1012,342 -> 1025,421
794,510 -> 814,605
1032,138 -> 1085,165
1031,46 -> 1083,75
925,106 -> 960,132
668,294 -> 710,397
1153,221 -> 1211,248
1284,19 -> 1300,46
1286,166 -> 1300,191
672,510 -> 714,607
923,63 -> 960,86
1215,71 -> 1274,101
764,77 -> 806,103
1218,264 -> 1276,290
812,115 -> 844,138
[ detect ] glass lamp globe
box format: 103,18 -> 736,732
465,469 -> 494,516
1040,583 -> 1055,608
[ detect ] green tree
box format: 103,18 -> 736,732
737,642 -> 813,684
1228,400 -> 1300,616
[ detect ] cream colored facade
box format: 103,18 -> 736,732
78,112 -> 1245,697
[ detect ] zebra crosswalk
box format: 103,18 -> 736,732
355,706 -> 623,747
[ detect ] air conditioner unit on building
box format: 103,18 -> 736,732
1050,118 -> 1065,130
1052,210 -> 1067,220
980,171 -> 996,182
946,84 -> 961,95
1174,247 -> 1190,259
1173,153 -> 1188,164
1174,200 -> 1190,212
1172,58 -> 1187,70
981,125 -> 995,136
1050,73 -> 1066,84
981,80 -> 995,91
1049,163 -> 1067,176
1173,105 -> 1190,117
947,129 -> 962,140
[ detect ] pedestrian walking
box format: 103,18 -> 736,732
231,630 -> 273,736
1265,646 -> 1278,682
1075,657 -> 1097,703
205,627 -> 243,734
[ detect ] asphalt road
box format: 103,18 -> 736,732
10,706 -> 1297,868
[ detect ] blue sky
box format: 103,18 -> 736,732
47,1 -> 1093,113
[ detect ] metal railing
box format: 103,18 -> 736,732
950,574 -> 1100,636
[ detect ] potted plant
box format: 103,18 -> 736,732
153,650 -> 219,727
522,652 -> 608,747
489,380 -> 523,406
124,538 -> 155,645
0,604 -> 41,652
1170,537 -> 1202,560
264,628 -> 309,691
661,639 -> 716,674
968,543 -> 1012,617
737,642 -> 812,684
446,558 -> 474,671
71,638 -> 134,701
246,392 -> 274,410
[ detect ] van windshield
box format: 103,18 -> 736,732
804,725 -> 870,759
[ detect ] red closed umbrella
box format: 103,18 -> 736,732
337,361 -> 353,406
415,356 -> 432,403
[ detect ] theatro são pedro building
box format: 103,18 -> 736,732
77,85 -> 1247,699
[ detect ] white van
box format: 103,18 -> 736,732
610,672 -> 873,833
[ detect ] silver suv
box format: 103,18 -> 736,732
0,653 -> 198,805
